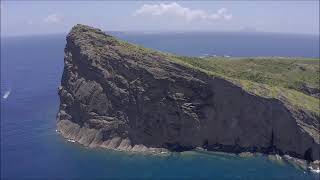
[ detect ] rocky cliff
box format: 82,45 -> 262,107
57,24 -> 320,162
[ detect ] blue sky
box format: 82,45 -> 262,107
1,1 -> 319,36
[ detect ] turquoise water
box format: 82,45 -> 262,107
1,33 -> 319,179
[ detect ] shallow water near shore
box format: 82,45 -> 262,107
1,33 -> 319,179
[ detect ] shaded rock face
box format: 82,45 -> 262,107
299,83 -> 320,98
57,24 -> 320,160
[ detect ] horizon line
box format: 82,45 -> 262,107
1,29 -> 320,38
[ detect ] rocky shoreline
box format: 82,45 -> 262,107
56,118 -> 320,173
57,119 -> 169,154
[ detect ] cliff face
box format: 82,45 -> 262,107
57,24 -> 320,161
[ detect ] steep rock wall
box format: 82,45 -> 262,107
57,24 -> 320,161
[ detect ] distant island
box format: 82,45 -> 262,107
56,24 -> 319,171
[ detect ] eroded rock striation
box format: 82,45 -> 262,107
57,24 -> 320,162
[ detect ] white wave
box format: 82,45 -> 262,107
3,90 -> 11,99
275,154 -> 282,160
67,139 -> 76,143
310,167 -> 320,173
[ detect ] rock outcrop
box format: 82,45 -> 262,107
57,24 -> 320,162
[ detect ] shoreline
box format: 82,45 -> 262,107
56,119 -> 320,174
57,119 -> 170,155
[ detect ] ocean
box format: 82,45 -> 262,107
1,32 -> 319,179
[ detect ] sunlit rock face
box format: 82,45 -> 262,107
57,24 -> 320,161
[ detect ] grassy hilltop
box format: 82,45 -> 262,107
170,56 -> 320,116
174,56 -> 319,92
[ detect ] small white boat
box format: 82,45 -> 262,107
3,90 -> 11,99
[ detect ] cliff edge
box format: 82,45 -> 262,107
57,24 -> 320,162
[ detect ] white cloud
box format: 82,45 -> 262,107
43,14 -> 63,24
223,14 -> 233,20
27,20 -> 33,25
133,2 -> 232,22
217,8 -> 227,15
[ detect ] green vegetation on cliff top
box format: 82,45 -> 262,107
170,56 -> 319,115
71,25 -> 320,115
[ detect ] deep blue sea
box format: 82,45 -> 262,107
1,32 -> 319,179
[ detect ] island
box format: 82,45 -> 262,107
57,24 -> 319,168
